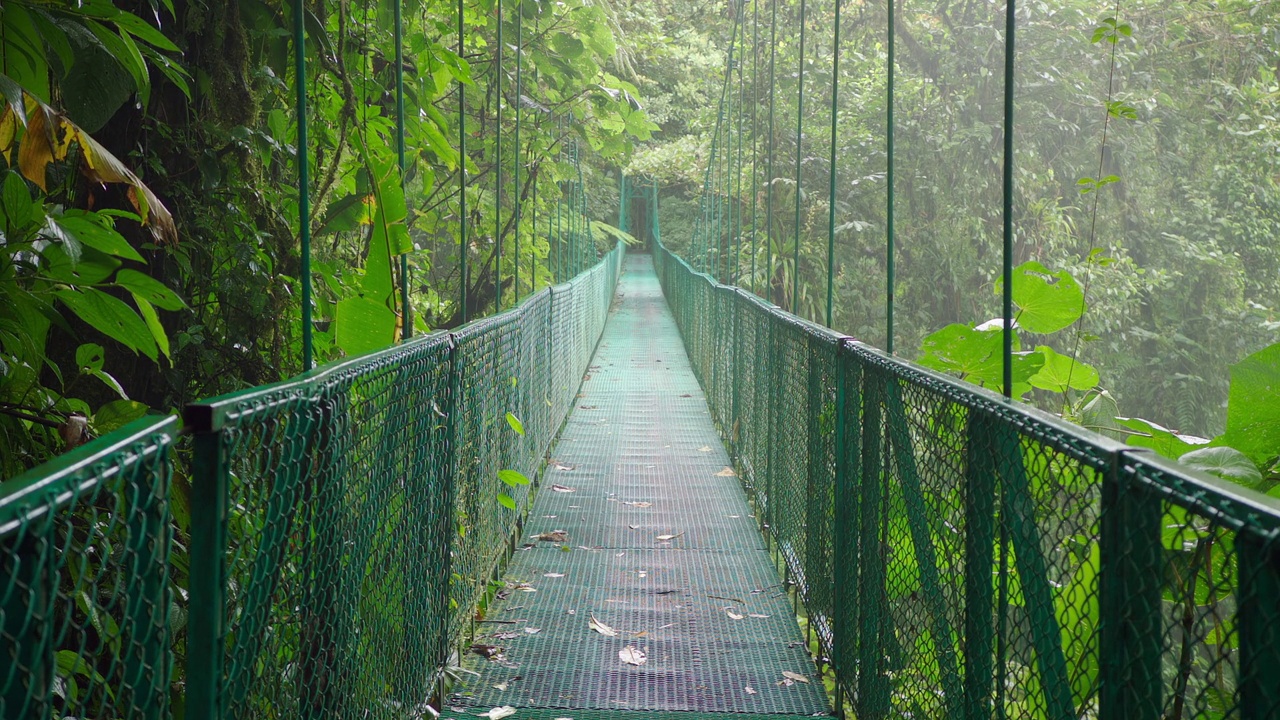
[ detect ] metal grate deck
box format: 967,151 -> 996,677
448,253 -> 832,719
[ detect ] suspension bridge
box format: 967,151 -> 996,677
4,0 -> 1280,718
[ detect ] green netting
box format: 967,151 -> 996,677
449,252 -> 830,718
1,416 -> 177,720
182,243 -> 623,720
653,237 -> 1280,719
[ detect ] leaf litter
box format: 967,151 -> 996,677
618,647 -> 647,666
589,615 -> 619,637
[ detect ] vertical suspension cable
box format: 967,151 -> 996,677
1002,0 -> 1016,398
495,0 -> 503,311
514,3 -> 523,302
735,8 -> 746,286
395,0 -> 412,338
458,0 -> 469,323
792,0 -> 806,315
765,0 -> 777,303
294,0 -> 312,369
885,0 -> 896,353
750,0 -> 760,294
825,0 -> 841,327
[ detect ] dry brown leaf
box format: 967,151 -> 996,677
513,583 -> 537,593
656,533 -> 684,541
470,644 -> 505,660
554,463 -> 575,471
618,647 -> 647,666
724,607 -> 745,620
781,671 -> 811,684
745,686 -> 757,695
589,615 -> 619,637
632,630 -> 648,638
535,530 -> 569,542
715,467 -> 737,477
622,501 -> 653,508
482,707 -> 517,719
551,484 -> 576,493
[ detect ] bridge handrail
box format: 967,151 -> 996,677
0,243 -> 624,720
653,237 -> 1280,719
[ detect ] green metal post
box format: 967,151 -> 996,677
792,0 -> 805,316
395,0 -> 412,338
857,368 -> 889,719
123,450 -> 171,720
963,411 -> 998,720
735,16 -> 745,285
514,4 -> 523,302
831,345 -> 860,691
750,0 -> 759,293
296,0 -> 313,368
1001,0 -> 1015,396
825,0 -> 841,327
1237,528 -> 1280,718
1098,453 -> 1163,720
188,425 -> 229,720
885,0 -> 895,354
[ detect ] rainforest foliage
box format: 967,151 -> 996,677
630,0 -> 1279,474
0,0 -> 656,474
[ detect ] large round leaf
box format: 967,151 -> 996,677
1028,346 -> 1099,393
1221,343 -> 1280,466
996,261 -> 1084,334
1178,446 -> 1263,487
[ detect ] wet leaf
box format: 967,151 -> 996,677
715,467 -> 737,477
656,532 -> 683,541
724,607 -> 744,620
589,615 -> 618,637
551,484 -> 576,493
482,707 -> 517,719
618,647 -> 647,665
781,671 -> 810,684
536,530 -> 569,542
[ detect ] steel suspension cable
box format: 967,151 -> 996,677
792,0 -> 806,315
765,0 -> 777,303
495,0 -> 503,311
514,3 -> 523,302
886,0 -> 896,353
458,0 -> 469,323
735,18 -> 746,285
750,0 -> 760,294
825,0 -> 841,327
1002,0 -> 1016,398
294,0 -> 312,369
395,0 -> 412,338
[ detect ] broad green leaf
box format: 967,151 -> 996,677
85,20 -> 150,104
497,492 -> 517,510
506,411 -> 525,436
116,269 -> 185,310
55,214 -> 143,262
995,261 -> 1084,334
93,399 -> 147,433
45,245 -> 120,284
335,296 -> 396,357
131,294 -> 170,359
498,469 -> 530,487
3,171 -> 33,229
110,11 -> 181,52
917,323 -> 1042,397
1116,417 -> 1209,460
1178,446 -> 1263,487
75,343 -> 105,373
1220,343 -> 1280,466
1028,346 -> 1099,393
552,33 -> 585,59
1078,390 -> 1122,440
55,287 -> 158,360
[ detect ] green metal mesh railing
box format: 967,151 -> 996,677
653,238 -> 1280,720
1,416 -> 177,720
1,244 -> 621,720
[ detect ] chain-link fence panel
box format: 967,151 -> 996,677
1,416 -> 177,720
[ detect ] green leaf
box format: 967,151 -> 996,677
44,245 -> 121,285
335,296 -> 396,357
1220,343 -> 1280,466
55,287 -> 158,360
1028,346 -> 1099,393
1116,417 -> 1209,460
55,214 -> 143,262
498,469 -> 530,487
505,411 -> 525,436
76,343 -> 105,373
917,323 -> 1042,397
110,11 -> 181,53
131,294 -> 170,359
93,399 -> 147,433
552,33 -> 585,59
116,269 -> 185,310
85,20 -> 150,104
497,492 -> 517,510
1178,446 -> 1263,487
996,261 -> 1084,334
3,171 -> 33,229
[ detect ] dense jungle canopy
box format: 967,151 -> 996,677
2,0 -> 1279,486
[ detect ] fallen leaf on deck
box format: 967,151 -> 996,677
482,707 -> 516,719
715,467 -> 737,477
619,647 -> 647,666
622,501 -> 653,508
656,533 -> 684,541
745,686 -> 757,695
524,627 -> 541,634
551,485 -> 576,493
471,644 -> 505,660
493,682 -> 509,691
781,671 -> 811,684
632,630 -> 648,638
554,464 -> 576,471
544,573 -> 565,578
724,607 -> 745,620
536,530 -> 569,542
590,615 -> 619,637
513,583 -> 537,593
698,446 -> 712,452
657,623 -> 676,629
749,613 -> 771,618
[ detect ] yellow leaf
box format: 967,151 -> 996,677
17,101 -> 55,190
